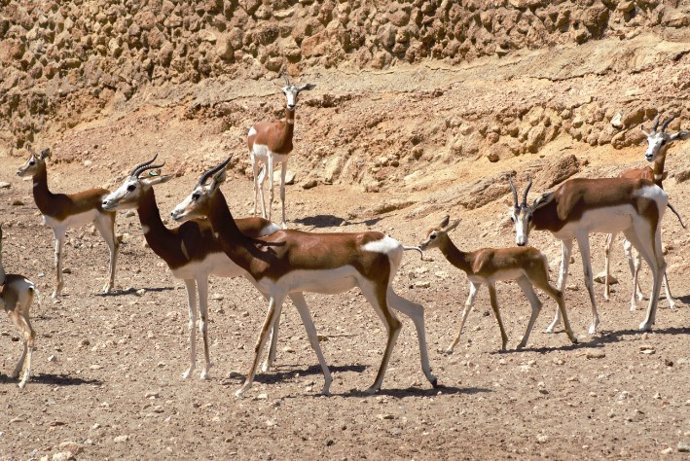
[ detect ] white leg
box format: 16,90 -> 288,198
52,230 -> 66,300
94,214 -> 118,293
181,279 -> 197,380
516,276 -> 542,349
662,270 -> 676,309
279,160 -> 288,228
446,281 -> 480,353
261,299 -> 281,373
547,239 -> 572,333
251,154 -> 260,216
289,293 -> 333,395
197,276 -> 212,380
603,233 -> 614,301
236,294 -> 286,398
266,154 -> 275,222
576,233 -> 600,335
625,225 -> 665,331
387,288 -> 437,387
624,238 -> 644,310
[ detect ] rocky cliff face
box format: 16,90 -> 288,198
1,0 -> 689,188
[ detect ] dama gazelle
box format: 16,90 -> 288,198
509,177 -> 667,334
419,216 -> 577,352
602,115 -> 689,309
1,225 -> 38,388
16,147 -> 118,300
102,155 -> 312,380
248,74 -> 316,227
170,158 -> 437,397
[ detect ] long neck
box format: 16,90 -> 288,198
207,191 -> 260,275
0,238 -> 5,284
653,147 -> 668,188
137,188 -> 179,257
438,235 -> 471,274
32,164 -> 54,214
282,108 -> 295,143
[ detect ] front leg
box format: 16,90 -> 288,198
487,283 -> 508,351
197,277 -> 212,380
577,233 -> 600,335
547,239 -> 572,333
279,160 -> 288,228
181,279 -> 198,380
446,281 -> 480,354
515,276 -> 542,349
52,231 -> 66,300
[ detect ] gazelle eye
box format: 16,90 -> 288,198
430,233 -> 436,239
127,184 -> 136,192
192,193 -> 200,201
510,215 -> 515,222
29,160 -> 35,165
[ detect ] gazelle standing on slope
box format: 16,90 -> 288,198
16,146 -> 118,300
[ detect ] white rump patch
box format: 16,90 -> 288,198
259,222 -> 281,236
634,185 -> 668,205
362,236 -> 400,255
248,127 -> 257,137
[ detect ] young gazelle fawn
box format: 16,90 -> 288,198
171,158 -> 437,397
602,115 -> 689,309
419,215 -> 577,352
248,74 -> 315,227
1,225 -> 38,388
16,147 -> 118,299
510,177 -> 667,334
102,156 -> 314,380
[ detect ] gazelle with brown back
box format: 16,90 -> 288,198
419,215 -> 577,352
510,176 -> 668,335
101,155 -> 322,381
248,74 -> 316,228
16,146 -> 119,300
602,114 -> 689,309
1,224 -> 38,388
170,158 -> 437,398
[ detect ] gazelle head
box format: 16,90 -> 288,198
170,157 -> 231,223
16,146 -> 51,177
281,74 -> 315,111
419,215 -> 460,251
509,178 -> 533,246
102,154 -> 171,211
641,114 -> 690,162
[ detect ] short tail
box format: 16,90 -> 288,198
667,202 -> 686,229
402,245 -> 426,260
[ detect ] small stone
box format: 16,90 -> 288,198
302,179 -> 318,190
536,434 -> 549,443
653,392 -> 661,400
610,112 -> 623,129
376,413 -> 394,420
47,355 -> 57,362
11,199 -> 24,206
586,350 -> 606,359
0,182 -> 10,189
415,281 -> 431,288
661,447 -> 673,455
51,452 -> 73,461
58,441 -> 82,455
255,393 -> 268,400
114,435 -> 130,443
678,442 -> 690,453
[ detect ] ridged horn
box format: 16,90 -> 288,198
198,156 -> 232,185
522,178 -> 532,207
660,114 -> 676,132
509,177 -> 519,208
131,154 -> 164,178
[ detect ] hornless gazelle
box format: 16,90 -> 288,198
419,215 -> 577,352
510,177 -> 668,334
102,155 -> 309,380
248,74 -> 316,228
16,147 -> 118,299
602,115 -> 689,309
1,224 -> 38,388
170,158 -> 437,397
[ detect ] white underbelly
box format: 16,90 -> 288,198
264,266 -> 361,295
171,252 -> 245,280
43,209 -> 100,230
554,205 -> 635,239
251,144 -> 288,164
469,268 -> 526,284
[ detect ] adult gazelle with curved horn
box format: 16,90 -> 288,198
509,175 -> 668,334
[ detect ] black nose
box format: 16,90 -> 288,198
517,242 -> 525,247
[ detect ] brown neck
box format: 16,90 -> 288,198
652,147 -> 668,188
31,163 -> 55,215
137,187 -> 190,267
437,235 -> 471,274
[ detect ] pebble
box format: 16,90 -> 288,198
586,350 -> 606,359
661,447 -> 673,455
678,442 -> 690,453
51,452 -> 73,461
114,435 -> 130,443
0,182 -> 10,189
376,414 -> 394,420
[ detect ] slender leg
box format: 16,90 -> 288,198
94,214 -> 118,293
532,276 -> 578,345
546,239 -> 572,333
487,283 -> 508,350
515,276 -> 542,349
251,154 -> 260,216
625,225 -> 665,331
576,233 -> 600,335
261,299 -> 281,373
624,239 -> 644,310
603,233 -> 614,301
197,276 -> 212,380
662,270 -> 676,309
359,283 -> 402,394
236,294 -> 286,398
289,293 -> 333,395
279,160 -> 288,228
52,230 -> 66,300
266,154 -> 275,222
446,281 -> 480,353
387,288 -> 437,387
181,279 -> 197,380
17,312 -> 35,389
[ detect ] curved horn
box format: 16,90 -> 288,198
26,144 -> 36,155
651,114 -> 661,133
660,114 -> 676,132
131,154 -> 160,178
509,177 -> 519,207
522,178 -> 532,206
198,156 -> 232,185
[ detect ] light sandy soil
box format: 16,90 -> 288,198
2,41 -> 690,460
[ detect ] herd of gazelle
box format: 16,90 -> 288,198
2,82 -> 687,394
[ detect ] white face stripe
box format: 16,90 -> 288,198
644,133 -> 667,161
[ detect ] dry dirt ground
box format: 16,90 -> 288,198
2,52 -> 690,461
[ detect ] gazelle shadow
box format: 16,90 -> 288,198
0,373 -> 103,386
339,384 -> 491,398
95,286 -> 176,297
224,364 -> 367,386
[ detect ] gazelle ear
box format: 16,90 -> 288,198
142,174 -> 174,186
40,148 -> 51,160
211,168 -> 228,189
298,83 -> 316,92
439,215 -> 450,228
669,130 -> 690,141
445,219 -> 460,233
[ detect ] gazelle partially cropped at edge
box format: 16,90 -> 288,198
248,74 -> 315,227
16,146 -> 118,300
102,155 -> 310,380
602,114 -> 689,309
171,158 -> 437,397
419,215 -> 577,352
510,176 -> 667,335
1,225 -> 38,388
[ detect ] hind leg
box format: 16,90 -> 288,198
624,239 -> 644,310
52,229 -> 66,300
94,213 -> 118,293
387,288 -> 437,387
547,239 -> 573,333
487,283 -> 508,350
624,226 -> 664,331
279,160 -> 288,228
576,233 -> 600,335
181,279 -> 198,380
515,276 -> 542,349
603,233 -> 614,301
446,281 -> 480,353
662,270 -> 676,309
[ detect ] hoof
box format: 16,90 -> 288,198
430,376 -> 439,388
181,369 -> 192,380
364,386 -> 380,395
639,321 -> 653,332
